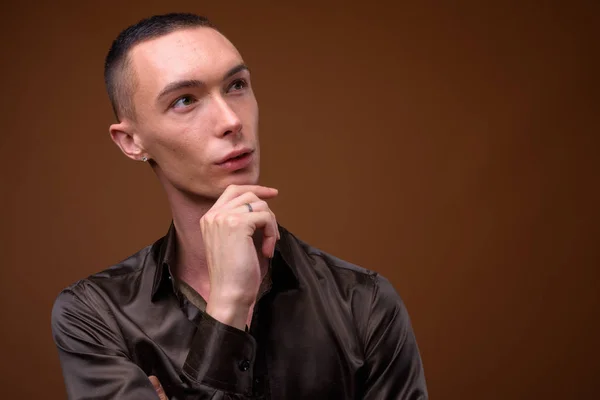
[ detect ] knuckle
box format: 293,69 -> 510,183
224,214 -> 240,227
202,212 -> 215,224
221,185 -> 236,198
245,191 -> 259,202
213,212 -> 226,224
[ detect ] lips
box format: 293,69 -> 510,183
216,148 -> 253,165
215,148 -> 255,171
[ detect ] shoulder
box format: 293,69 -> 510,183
279,226 -> 411,340
280,225 -> 395,289
51,241 -> 158,326
279,226 -> 405,311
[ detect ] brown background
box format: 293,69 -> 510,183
0,1 -> 598,399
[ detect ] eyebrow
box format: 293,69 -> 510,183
156,63 -> 250,103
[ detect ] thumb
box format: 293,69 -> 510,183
149,375 -> 168,400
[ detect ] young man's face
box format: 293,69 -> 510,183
118,27 -> 260,199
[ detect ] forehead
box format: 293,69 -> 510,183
129,27 -> 243,92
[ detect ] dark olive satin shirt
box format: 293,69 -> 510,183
51,224 -> 428,399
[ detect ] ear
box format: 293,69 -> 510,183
109,120 -> 148,162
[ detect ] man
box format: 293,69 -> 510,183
51,13 -> 428,399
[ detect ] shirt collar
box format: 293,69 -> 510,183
151,221 -> 299,300
151,221 -> 177,299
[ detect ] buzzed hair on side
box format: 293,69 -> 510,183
104,13 -> 215,121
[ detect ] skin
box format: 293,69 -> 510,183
150,376 -> 167,400
109,27 -> 278,338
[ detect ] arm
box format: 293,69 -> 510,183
51,185 -> 278,399
52,287 -> 257,399
177,184 -> 278,396
362,275 -> 428,400
51,288 -> 162,400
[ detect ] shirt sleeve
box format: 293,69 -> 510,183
52,285 -> 256,399
361,275 -> 429,400
51,288 -> 162,400
181,312 -> 257,396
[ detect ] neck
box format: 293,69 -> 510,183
166,187 -> 215,298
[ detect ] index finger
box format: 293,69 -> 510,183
213,185 -> 278,208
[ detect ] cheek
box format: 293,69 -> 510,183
231,93 -> 259,124
145,123 -> 211,167
248,95 -> 259,124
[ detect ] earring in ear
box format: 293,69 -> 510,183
141,156 -> 148,162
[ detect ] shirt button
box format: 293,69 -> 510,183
238,359 -> 251,371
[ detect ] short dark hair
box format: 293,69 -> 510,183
104,13 -> 215,121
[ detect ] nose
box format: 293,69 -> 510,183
213,95 -> 242,138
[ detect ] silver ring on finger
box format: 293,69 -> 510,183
245,203 -> 253,212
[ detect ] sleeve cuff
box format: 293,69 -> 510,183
183,312 -> 257,395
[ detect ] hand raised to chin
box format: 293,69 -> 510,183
201,184 -> 279,330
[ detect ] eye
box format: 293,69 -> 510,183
172,95 -> 196,109
228,78 -> 248,93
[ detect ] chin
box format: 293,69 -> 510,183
161,163 -> 260,202
210,168 -> 260,194
225,169 -> 260,186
